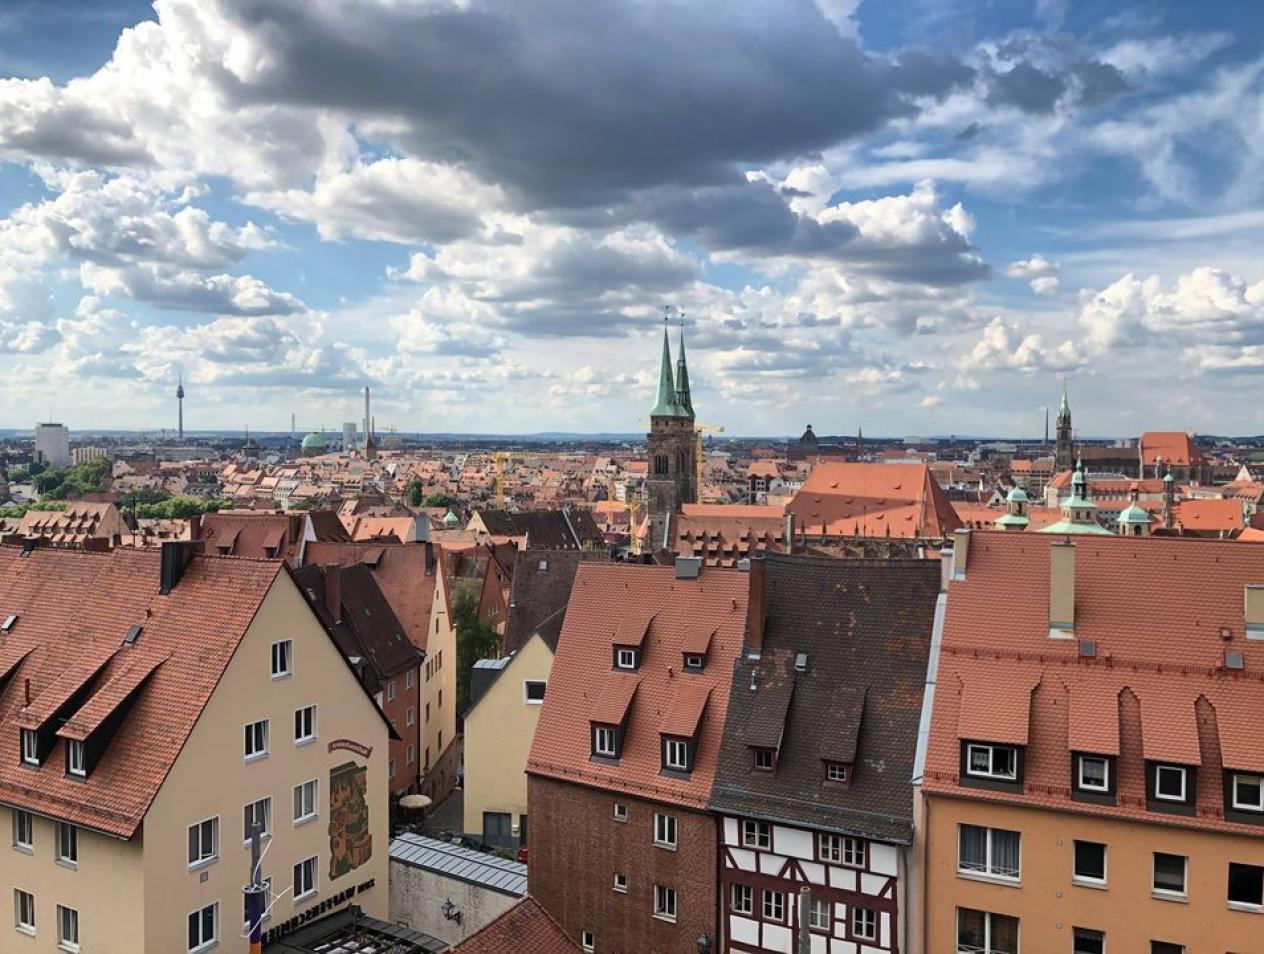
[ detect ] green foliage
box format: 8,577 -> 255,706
422,492 -> 457,508
407,480 -> 424,507
0,501 -> 66,518
119,488 -> 169,508
452,586 -> 500,715
131,497 -> 232,520
27,456 -> 112,501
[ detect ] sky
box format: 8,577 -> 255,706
0,1 -> 1262,437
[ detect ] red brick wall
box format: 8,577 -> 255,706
528,775 -> 718,954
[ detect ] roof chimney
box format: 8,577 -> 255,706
324,564 -> 343,623
1049,539 -> 1075,636
783,511 -> 795,555
950,528 -> 970,581
745,553 -> 767,655
674,556 -> 701,580
160,540 -> 200,595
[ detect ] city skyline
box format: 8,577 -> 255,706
0,0 -> 1261,436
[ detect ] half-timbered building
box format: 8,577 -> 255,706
710,553 -> 940,954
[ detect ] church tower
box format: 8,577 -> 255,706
1055,382 -> 1073,472
645,320 -> 697,553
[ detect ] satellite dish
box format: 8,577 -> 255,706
399,794 -> 432,810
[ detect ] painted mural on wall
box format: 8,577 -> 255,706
328,760 -> 372,880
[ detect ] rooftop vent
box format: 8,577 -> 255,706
123,624 -> 142,646
794,652 -> 809,672
674,556 -> 702,580
1,614 -> 16,633
1078,639 -> 1096,658
1225,649 -> 1245,671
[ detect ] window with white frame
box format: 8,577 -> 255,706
808,897 -> 829,931
187,817 -> 218,868
825,761 -> 848,783
243,798 -> 271,844
293,779 -> 318,824
294,705 -> 317,745
613,873 -> 627,893
524,681 -> 546,704
20,729 -> 38,766
958,825 -> 1020,880
612,802 -> 627,822
187,902 -> 217,953
1228,862 -> 1264,909
730,883 -> 753,915
56,823 -> 77,865
1076,755 -> 1110,792
653,813 -> 677,849
66,740 -> 85,778
271,639 -> 292,678
581,930 -> 594,952
1073,840 -> 1106,884
406,745 -> 415,765
819,833 -> 864,867
1154,765 -> 1188,802
244,719 -> 269,761
405,706 -> 415,726
956,907 -> 1018,954
1152,852 -> 1187,897
56,904 -> 78,952
593,725 -> 618,758
753,748 -> 774,771
683,654 -> 704,670
13,809 -> 33,850
663,736 -> 691,772
1072,928 -> 1105,954
405,670 -> 414,690
1232,773 -> 1264,812
964,743 -> 1017,781
851,906 -> 877,941
741,819 -> 771,850
386,680 -> 396,701
615,647 -> 637,670
653,884 -> 677,922
14,888 -> 34,934
293,856 -> 317,901
762,890 -> 785,923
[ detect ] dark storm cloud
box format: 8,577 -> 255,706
220,0 -> 975,207
986,61 -> 1066,114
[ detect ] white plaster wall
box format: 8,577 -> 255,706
388,862 -> 519,947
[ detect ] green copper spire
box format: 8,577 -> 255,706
674,325 -> 694,418
1057,380 -> 1071,423
650,325 -> 679,417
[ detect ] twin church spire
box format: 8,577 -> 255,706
650,313 -> 694,420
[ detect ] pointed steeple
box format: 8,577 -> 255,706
650,323 -> 679,417
1057,380 -> 1071,424
674,323 -> 693,418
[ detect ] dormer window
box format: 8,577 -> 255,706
1074,754 -> 1113,795
753,748 -> 774,772
592,724 -> 620,759
614,647 -> 638,671
66,740 -> 86,778
20,729 -> 38,766
662,735 -> 693,773
683,654 -> 705,671
964,742 -> 1018,782
1230,773 -> 1264,813
825,761 -> 849,784
1152,764 -> 1191,804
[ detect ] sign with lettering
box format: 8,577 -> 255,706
328,739 -> 373,758
260,879 -> 376,946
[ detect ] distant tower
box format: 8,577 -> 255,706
176,374 -> 185,442
645,311 -> 696,552
363,387 -> 377,461
1055,382 -> 1073,472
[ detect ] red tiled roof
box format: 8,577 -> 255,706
451,897 -> 578,953
58,655 -> 167,742
1140,431 -> 1201,467
528,563 -> 749,810
1172,498 -> 1244,533
661,682 -> 710,738
787,462 -> 961,539
590,675 -> 639,725
925,532 -> 1264,835
953,661 -> 1037,745
0,546 -> 282,838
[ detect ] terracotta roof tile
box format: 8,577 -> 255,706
787,462 -> 961,539
590,674 -> 639,725
660,682 -> 710,738
1064,678 -> 1120,756
451,897 -> 577,953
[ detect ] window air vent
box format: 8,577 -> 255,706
1077,640 -> 1096,658
123,624 -> 142,645
1225,650 -> 1245,671
794,652 -> 808,672
1,614 -> 16,632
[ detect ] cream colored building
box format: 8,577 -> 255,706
461,633 -> 554,845
0,543 -> 390,954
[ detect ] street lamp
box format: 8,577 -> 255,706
696,932 -> 711,954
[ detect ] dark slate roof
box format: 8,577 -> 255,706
390,832 -> 527,896
305,508 -> 352,543
478,508 -> 605,550
502,549 -> 611,655
293,562 -> 423,689
709,553 -> 940,844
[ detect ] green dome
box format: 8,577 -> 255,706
443,508 -> 459,527
301,432 -> 327,450
1006,486 -> 1029,504
1118,503 -> 1150,525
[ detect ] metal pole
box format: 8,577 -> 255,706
244,821 -> 266,954
797,885 -> 811,954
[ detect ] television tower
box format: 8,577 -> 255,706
176,374 -> 185,442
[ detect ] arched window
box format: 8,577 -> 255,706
654,454 -> 668,475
